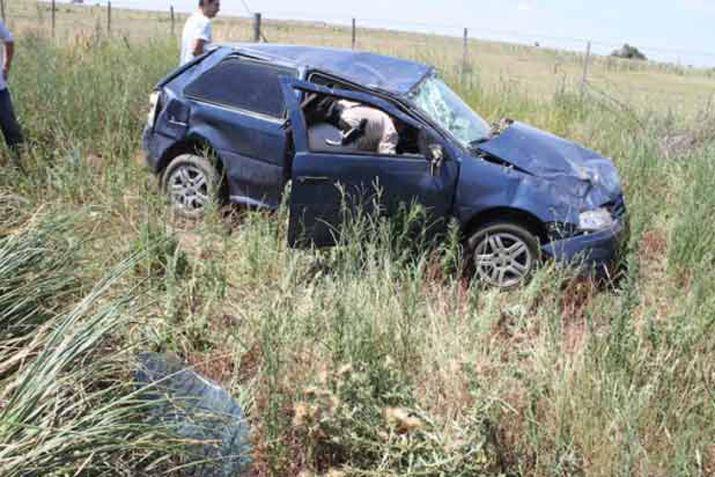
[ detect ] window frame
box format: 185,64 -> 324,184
301,92 -> 427,160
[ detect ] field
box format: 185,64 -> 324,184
1,1 -> 714,475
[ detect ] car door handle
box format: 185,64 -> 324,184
168,118 -> 188,127
297,176 -> 330,184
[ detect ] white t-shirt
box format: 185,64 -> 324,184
180,12 -> 212,66
0,20 -> 14,91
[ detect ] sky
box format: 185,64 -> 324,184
67,0 -> 715,67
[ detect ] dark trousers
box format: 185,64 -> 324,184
0,87 -> 24,152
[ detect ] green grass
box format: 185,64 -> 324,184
0,5 -> 714,475
0,212 -> 186,475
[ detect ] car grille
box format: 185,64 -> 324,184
605,194 -> 626,219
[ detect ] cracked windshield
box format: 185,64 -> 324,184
409,76 -> 491,146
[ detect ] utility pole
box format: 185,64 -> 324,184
351,18 -> 356,50
170,5 -> 175,36
581,40 -> 592,96
253,13 -> 261,42
107,1 -> 112,35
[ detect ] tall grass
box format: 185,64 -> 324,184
0,32 -> 713,475
0,212 -> 183,475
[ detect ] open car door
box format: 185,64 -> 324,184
280,77 -> 459,247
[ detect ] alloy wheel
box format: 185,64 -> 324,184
473,232 -> 533,288
167,164 -> 210,214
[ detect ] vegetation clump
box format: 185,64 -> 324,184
611,43 -> 647,61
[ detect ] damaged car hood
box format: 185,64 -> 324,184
477,122 -> 621,198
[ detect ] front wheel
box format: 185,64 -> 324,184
161,154 -> 223,219
465,222 -> 540,289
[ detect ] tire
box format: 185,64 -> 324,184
465,222 -> 540,289
161,153 -> 224,219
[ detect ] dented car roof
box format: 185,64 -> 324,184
222,43 -> 433,95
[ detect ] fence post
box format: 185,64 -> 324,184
461,27 -> 469,80
51,0 -> 56,36
253,13 -> 261,42
351,18 -> 356,50
1,0 -> 5,23
581,40 -> 591,96
170,5 -> 175,36
107,1 -> 112,34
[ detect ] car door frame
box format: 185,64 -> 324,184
280,77 -> 461,247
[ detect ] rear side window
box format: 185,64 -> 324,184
184,57 -> 296,118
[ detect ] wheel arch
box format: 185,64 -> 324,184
463,207 -> 548,244
157,134 -> 224,177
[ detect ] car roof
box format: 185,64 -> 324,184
220,43 -> 433,95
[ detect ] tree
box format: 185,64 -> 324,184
611,44 -> 647,61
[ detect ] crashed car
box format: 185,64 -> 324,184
143,44 -> 627,288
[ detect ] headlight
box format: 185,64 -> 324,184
579,208 -> 614,231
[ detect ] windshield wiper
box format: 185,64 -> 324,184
468,137 -> 490,150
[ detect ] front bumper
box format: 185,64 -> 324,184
541,217 -> 628,273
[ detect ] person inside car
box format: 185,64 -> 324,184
335,99 -> 398,155
312,95 -> 398,155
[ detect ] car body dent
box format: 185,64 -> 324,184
226,43 -> 433,95
476,122 -> 622,212
455,155 -> 580,232
188,102 -> 288,208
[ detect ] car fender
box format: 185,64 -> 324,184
455,156 -> 581,233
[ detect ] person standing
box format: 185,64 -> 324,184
180,0 -> 220,66
0,20 -> 24,167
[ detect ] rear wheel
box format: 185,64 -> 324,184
465,222 -> 540,289
161,154 -> 223,219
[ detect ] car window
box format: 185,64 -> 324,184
301,92 -> 423,158
185,57 -> 297,118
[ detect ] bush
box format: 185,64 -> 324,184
611,43 -> 647,61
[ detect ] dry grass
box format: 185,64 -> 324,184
1,1 -> 714,475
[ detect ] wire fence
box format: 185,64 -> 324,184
11,0 -> 714,67
4,0 -> 715,113
4,0 -> 714,65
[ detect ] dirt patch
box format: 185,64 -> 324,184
704,444 -> 715,477
563,317 -> 589,354
639,228 -> 668,262
237,342 -> 262,383
561,278 -> 596,322
659,118 -> 715,159
86,152 -> 104,170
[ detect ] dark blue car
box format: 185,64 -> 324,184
143,43 -> 626,288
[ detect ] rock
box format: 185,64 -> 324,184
135,352 -> 252,476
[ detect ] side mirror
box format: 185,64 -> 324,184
428,143 -> 444,176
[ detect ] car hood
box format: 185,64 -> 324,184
476,122 -> 621,199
